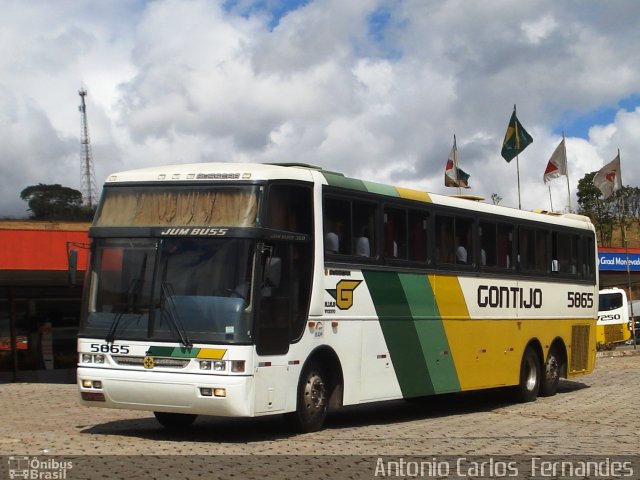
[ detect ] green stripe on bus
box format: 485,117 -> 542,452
362,181 -> 399,197
322,172 -> 368,191
171,347 -> 200,358
398,274 -> 460,393
363,271 -> 435,397
146,346 -> 199,357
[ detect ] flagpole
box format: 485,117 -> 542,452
548,185 -> 554,212
617,149 -> 636,348
563,131 -> 572,212
514,105 -> 522,209
454,134 -> 461,195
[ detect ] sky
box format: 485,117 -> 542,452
2,0 -> 640,218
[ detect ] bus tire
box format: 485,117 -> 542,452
539,347 -> 562,397
153,412 -> 197,430
292,362 -> 329,433
514,346 -> 540,403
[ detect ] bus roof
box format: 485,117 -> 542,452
104,162 -> 594,231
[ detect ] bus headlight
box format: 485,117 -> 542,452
199,360 -> 212,370
213,361 -> 226,371
80,353 -> 106,364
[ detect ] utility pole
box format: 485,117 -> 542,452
78,88 -> 97,209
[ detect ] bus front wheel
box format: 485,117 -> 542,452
153,412 -> 197,430
292,362 -> 329,433
514,346 -> 540,403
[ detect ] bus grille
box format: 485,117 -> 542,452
570,325 -> 590,373
603,323 -> 628,344
112,356 -> 190,369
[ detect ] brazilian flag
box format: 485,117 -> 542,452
501,106 -> 533,162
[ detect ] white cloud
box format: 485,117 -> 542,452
1,0 -> 640,218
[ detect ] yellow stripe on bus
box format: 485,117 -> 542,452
196,348 -> 227,360
396,187 -> 431,203
429,274 -> 514,391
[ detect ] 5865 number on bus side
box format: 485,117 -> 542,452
567,292 -> 594,308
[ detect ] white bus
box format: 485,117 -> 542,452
597,287 -> 632,347
77,163 -> 598,432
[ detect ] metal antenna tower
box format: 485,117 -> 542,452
78,88 -> 97,209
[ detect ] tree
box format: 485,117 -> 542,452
491,193 -> 502,205
575,172 -> 640,247
20,183 -> 94,220
576,172 -> 615,246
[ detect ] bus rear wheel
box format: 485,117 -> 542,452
292,362 -> 329,433
514,346 -> 540,403
153,412 -> 197,430
539,348 -> 563,397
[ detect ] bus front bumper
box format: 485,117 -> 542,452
77,367 -> 253,417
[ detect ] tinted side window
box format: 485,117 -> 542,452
436,214 -> 474,266
519,227 -> 548,272
266,184 -> 313,234
324,197 -> 351,255
384,207 -> 407,259
323,196 -> 377,258
408,210 -> 429,263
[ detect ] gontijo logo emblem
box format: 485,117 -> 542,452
326,280 -> 362,310
143,356 -> 154,369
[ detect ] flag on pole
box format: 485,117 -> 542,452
501,106 -> 533,162
543,137 -> 568,183
444,135 -> 471,188
593,153 -> 622,199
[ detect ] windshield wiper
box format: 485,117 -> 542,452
107,254 -> 148,343
160,282 -> 193,348
106,278 -> 143,343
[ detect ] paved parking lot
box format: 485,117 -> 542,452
0,350 -> 638,478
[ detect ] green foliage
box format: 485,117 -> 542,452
576,172 -> 639,247
20,183 -> 95,221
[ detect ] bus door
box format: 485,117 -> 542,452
253,241 -> 313,413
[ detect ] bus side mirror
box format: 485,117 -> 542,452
68,249 -> 78,286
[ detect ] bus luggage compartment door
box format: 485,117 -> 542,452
253,365 -> 287,413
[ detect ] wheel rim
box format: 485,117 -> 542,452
545,355 -> 559,384
303,371 -> 326,417
524,355 -> 538,391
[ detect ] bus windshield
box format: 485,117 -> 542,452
80,238 -> 255,344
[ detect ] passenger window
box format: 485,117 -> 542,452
436,214 -> 474,266
553,232 -> 579,275
436,215 -> 454,264
480,222 -> 514,269
408,210 -> 429,262
519,227 -> 548,272
479,222 -> 496,267
384,207 -> 407,259
581,236 -> 595,278
324,197 -> 351,255
455,217 -> 474,265
353,201 -> 376,257
323,196 -> 377,258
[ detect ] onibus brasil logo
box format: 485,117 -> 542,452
326,280 -> 362,310
8,456 -> 73,479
